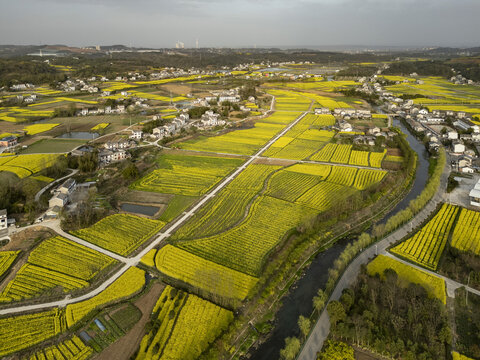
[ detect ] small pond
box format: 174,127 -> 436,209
120,203 -> 161,217
57,132 -> 99,140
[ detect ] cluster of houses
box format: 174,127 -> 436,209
98,137 -> 136,164
150,111 -> 225,141
371,77 -> 480,173
15,94 -> 37,104
151,113 -> 190,139
78,105 -> 126,116
59,79 -> 99,93
9,83 -> 35,91
451,74 -> 475,85
194,89 -> 241,107
314,107 -> 372,120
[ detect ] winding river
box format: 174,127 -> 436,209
250,117 -> 430,360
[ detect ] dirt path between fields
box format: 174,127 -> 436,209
93,281 -> 165,360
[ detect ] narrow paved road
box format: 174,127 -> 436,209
44,220 -> 128,263
298,153 -> 450,360
0,110 -> 311,317
34,169 -> 79,202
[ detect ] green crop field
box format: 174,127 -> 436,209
369,150 -> 387,168
301,113 -> 336,126
0,309 -> 66,357
263,111 -> 335,160
266,170 -> 322,202
268,89 -> 312,111
0,251 -> 20,278
326,166 -> 358,187
132,153 -> 243,196
450,208 -> 480,255
177,195 -> 317,276
310,143 -> 337,162
296,181 -> 354,211
155,245 -> 258,301
349,150 -> 370,167
330,144 -> 353,164
26,335 -> 93,360
391,204 -> 459,270
72,214 -> 165,256
20,139 -> 88,154
0,154 -> 61,178
0,237 -> 115,302
135,286 -> 233,360
178,112 -> 299,155
353,169 -> 387,190
173,164 -> 280,239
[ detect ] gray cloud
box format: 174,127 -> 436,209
0,0 -> 478,48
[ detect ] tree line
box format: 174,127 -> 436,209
326,267 -> 451,360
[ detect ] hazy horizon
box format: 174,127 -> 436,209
0,0 -> 479,49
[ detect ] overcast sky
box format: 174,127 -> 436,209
0,0 -> 478,48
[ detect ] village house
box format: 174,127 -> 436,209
59,178 -> 76,195
153,127 -> 167,139
469,180 -> 480,208
0,136 -> 18,149
104,138 -> 129,150
98,148 -> 129,164
130,130 -> 143,140
447,131 -> 459,140
428,141 -> 441,152
164,123 -> 177,135
452,141 -> 466,154
200,111 -> 224,127
49,192 -> 68,208
336,119 -> 353,132
0,209 -> 7,237
219,95 -> 240,103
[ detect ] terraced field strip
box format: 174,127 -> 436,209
154,245 -> 258,301
450,208 -> 480,255
390,203 -> 459,270
172,164 -> 281,239
0,251 -> 20,278
135,286 -> 233,360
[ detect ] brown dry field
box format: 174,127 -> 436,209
386,148 -> 402,156
159,83 -> 192,95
